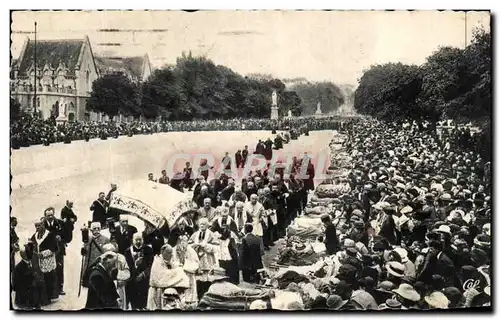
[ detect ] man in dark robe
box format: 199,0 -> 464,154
60,200 -> 77,244
43,207 -> 66,295
220,179 -> 235,201
13,246 -> 37,309
235,150 -> 243,169
211,209 -> 239,235
321,215 -> 339,255
264,138 -> 273,160
124,233 -> 154,310
90,192 -> 109,226
85,252 -> 120,310
30,219 -> 59,303
111,215 -> 138,254
255,140 -> 265,155
242,145 -> 249,167
240,224 -> 263,283
261,188 -> 278,250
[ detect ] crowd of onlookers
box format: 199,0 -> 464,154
10,115 -> 352,148
11,116 -> 491,310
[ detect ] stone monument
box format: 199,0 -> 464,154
271,90 -> 279,120
56,98 -> 68,124
315,101 -> 323,116
287,109 -> 293,118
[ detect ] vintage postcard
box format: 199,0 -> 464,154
9,10 -> 491,311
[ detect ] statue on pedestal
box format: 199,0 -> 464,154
59,102 -> 66,118
272,90 -> 278,107
287,110 -> 293,118
270,90 -> 279,120
315,102 -> 322,115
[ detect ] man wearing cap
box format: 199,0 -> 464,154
85,251 -> 120,309
111,215 -> 138,255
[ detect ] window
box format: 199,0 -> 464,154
86,70 -> 90,89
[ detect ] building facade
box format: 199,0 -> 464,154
10,36 -> 99,121
10,35 -> 152,122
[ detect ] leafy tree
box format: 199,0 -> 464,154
280,91 -> 302,116
291,81 -> 345,116
354,63 -> 425,124
87,73 -> 140,118
141,67 -> 180,120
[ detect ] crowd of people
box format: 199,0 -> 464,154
11,117 -> 491,311
10,114 -> 350,148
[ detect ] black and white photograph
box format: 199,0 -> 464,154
9,9 -> 492,311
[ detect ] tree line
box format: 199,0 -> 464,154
86,52 -> 346,120
353,28 -> 491,131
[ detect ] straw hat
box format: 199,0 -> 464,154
425,291 -> 449,309
385,261 -> 405,278
393,248 -> 409,263
435,225 -> 452,236
392,283 -> 420,302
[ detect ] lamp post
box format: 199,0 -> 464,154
33,21 -> 37,116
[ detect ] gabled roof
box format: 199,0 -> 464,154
16,39 -> 84,76
95,55 -> 148,81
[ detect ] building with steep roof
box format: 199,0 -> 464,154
95,54 -> 152,83
10,36 -> 153,122
10,36 -> 99,121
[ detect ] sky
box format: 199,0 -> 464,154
10,10 -> 490,86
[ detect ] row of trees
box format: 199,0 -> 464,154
87,53 -> 346,120
88,54 -> 300,120
353,28 -> 491,129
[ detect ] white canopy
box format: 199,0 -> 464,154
109,180 -> 195,228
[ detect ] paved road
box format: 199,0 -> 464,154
10,130 -> 333,310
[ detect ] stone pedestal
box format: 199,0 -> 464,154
271,106 -> 279,120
